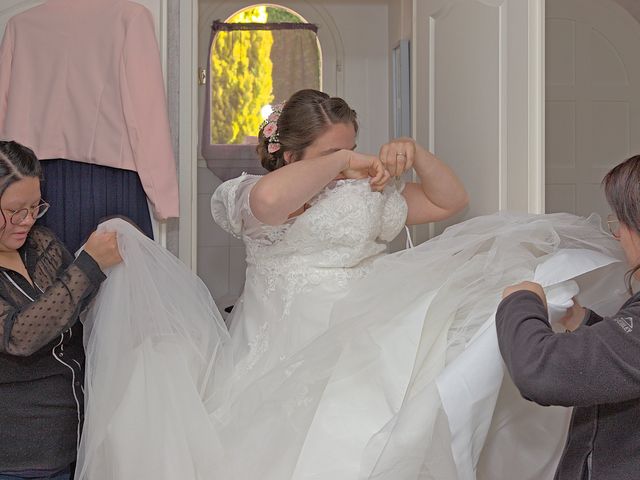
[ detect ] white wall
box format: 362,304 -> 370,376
196,0 -> 391,307
333,1 -> 390,156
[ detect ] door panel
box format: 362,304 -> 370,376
413,0 -> 544,242
546,0 -> 640,222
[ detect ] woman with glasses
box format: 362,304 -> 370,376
496,154 -> 640,480
0,141 -> 122,480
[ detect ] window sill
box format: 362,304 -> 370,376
203,144 -> 267,181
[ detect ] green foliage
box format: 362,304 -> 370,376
266,7 -> 302,23
210,7 -> 274,144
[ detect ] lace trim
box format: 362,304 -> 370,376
234,321 -> 270,377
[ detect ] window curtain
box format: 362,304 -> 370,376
201,21 -> 320,179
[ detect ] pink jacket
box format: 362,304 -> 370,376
0,0 -> 179,219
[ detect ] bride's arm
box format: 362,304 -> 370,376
380,139 -> 469,225
250,150 -> 388,226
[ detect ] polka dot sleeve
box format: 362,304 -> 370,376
0,236 -> 106,357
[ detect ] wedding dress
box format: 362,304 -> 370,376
75,176 -> 628,480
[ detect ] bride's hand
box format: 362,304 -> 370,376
340,151 -> 391,192
379,138 -> 416,177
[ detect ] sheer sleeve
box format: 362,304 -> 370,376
0,245 -> 106,357
211,174 -> 263,238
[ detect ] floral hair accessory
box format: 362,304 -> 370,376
260,101 -> 286,154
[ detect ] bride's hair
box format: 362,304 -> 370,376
603,154 -> 640,290
257,89 -> 358,171
0,141 -> 42,230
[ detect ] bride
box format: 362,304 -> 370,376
74,90 -> 627,480
215,89 -> 468,385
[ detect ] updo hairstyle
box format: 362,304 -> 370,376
257,89 -> 358,171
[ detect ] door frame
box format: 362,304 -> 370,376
528,0 -> 546,214
178,0 -> 199,268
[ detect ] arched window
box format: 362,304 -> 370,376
202,4 -> 321,177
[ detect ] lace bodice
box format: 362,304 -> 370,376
211,175 -> 408,374
211,175 -> 408,283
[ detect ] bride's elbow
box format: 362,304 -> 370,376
249,184 -> 288,226
453,191 -> 469,214
441,192 -> 469,218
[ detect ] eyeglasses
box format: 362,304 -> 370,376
607,214 -> 620,239
4,201 -> 50,225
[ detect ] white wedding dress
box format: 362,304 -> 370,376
75,176 -> 629,480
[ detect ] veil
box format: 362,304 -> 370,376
75,213 -> 628,479
75,218 -> 233,479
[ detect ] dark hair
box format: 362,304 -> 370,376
0,140 -> 42,229
603,154 -> 640,292
257,89 -> 359,171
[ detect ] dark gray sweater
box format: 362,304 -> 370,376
496,289 -> 640,480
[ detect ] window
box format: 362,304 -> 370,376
202,5 -> 321,178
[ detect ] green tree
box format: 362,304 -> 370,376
266,7 -> 302,23
210,7 -> 274,144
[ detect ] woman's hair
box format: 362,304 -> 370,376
257,89 -> 358,171
0,140 -> 42,228
603,154 -> 640,292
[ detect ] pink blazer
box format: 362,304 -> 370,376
0,0 -> 179,219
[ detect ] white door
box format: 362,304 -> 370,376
0,0 -> 170,246
546,0 -> 640,222
412,0 -> 545,241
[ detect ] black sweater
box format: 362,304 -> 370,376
0,226 -> 105,473
496,289 -> 640,480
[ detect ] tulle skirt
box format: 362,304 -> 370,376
75,213 -> 628,480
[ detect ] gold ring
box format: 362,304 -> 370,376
396,152 -> 406,157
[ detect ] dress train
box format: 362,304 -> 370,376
75,213 -> 627,479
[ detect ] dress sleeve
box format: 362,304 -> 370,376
0,249 -> 106,357
0,19 -> 15,133
121,6 -> 179,220
210,175 -> 262,238
378,182 -> 409,242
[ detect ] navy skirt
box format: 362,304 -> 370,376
37,159 -> 154,253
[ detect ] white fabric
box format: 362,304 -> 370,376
77,179 -> 628,480
76,219 -> 233,480
211,175 -> 409,380
436,248 -> 624,480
